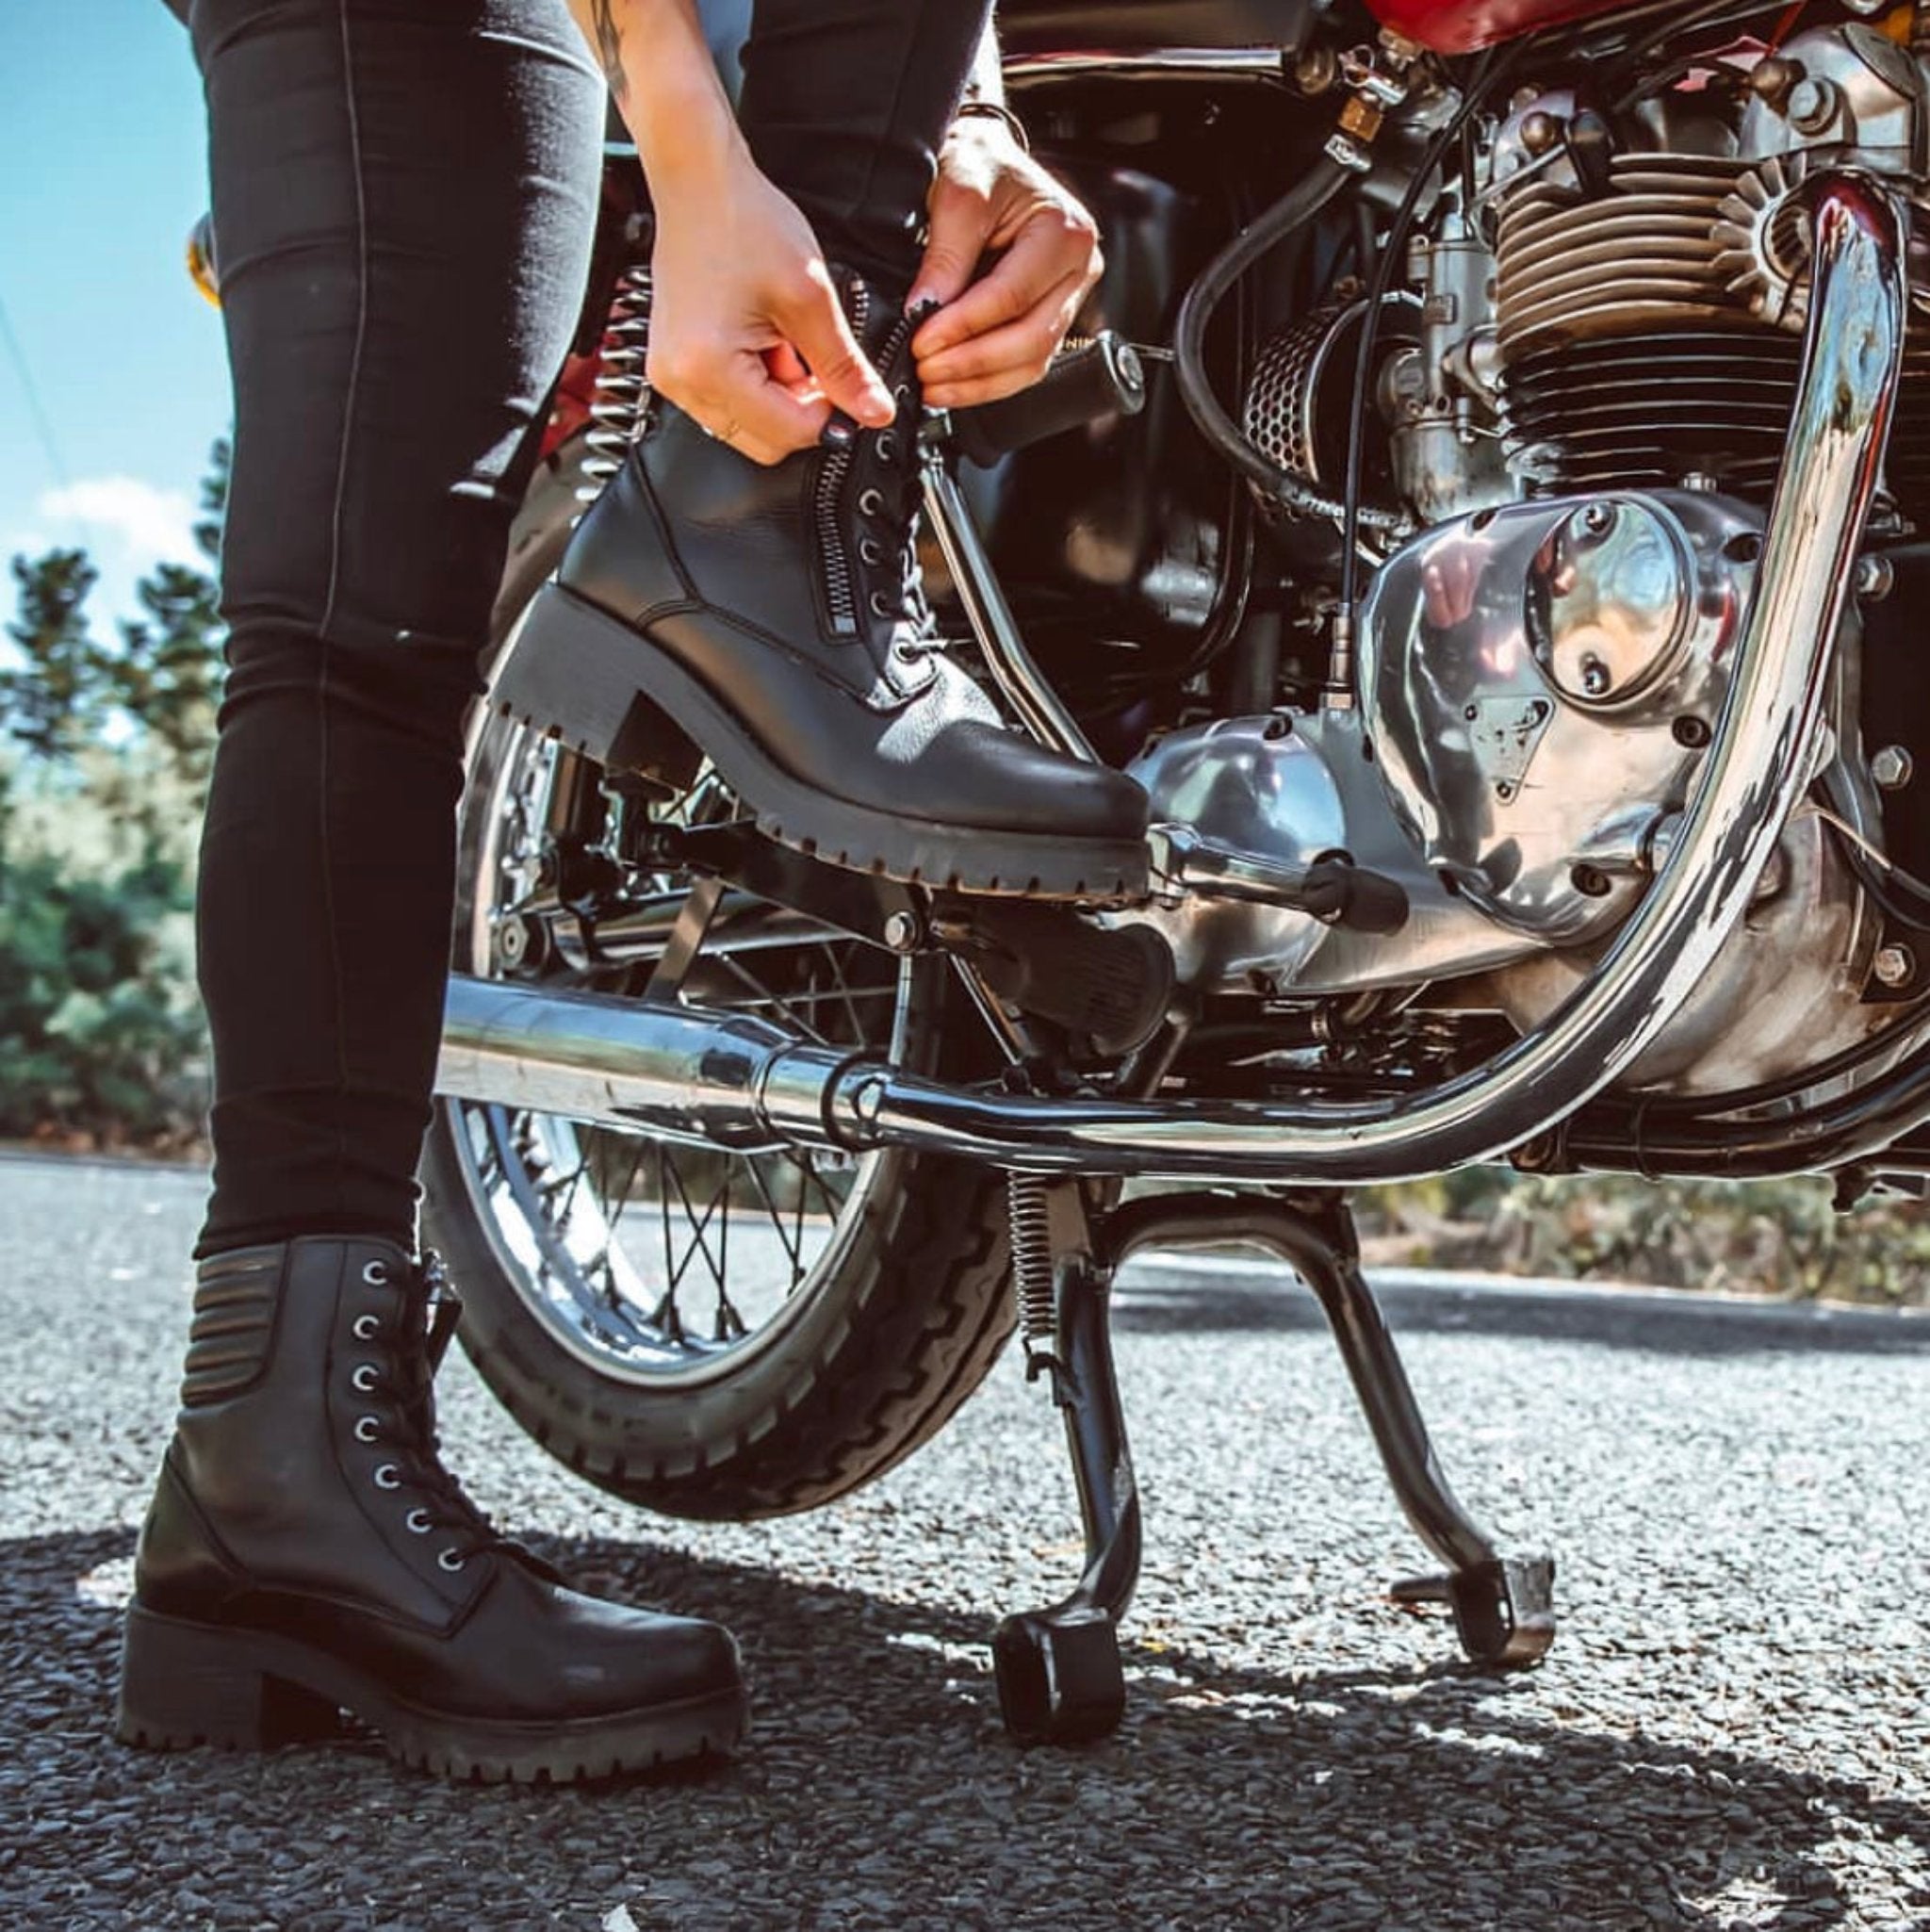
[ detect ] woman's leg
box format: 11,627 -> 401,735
736,0 -> 992,289
120,0 -> 745,1785
190,0 -> 602,1255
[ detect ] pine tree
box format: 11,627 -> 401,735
115,561 -> 223,791
194,435 -> 229,564
0,548 -> 106,762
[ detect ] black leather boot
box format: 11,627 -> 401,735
491,272 -> 1149,902
117,1236 -> 746,1781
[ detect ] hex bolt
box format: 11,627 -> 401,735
1519,109 -> 1562,156
1873,745 -> 1914,792
1578,501 -> 1615,538
1747,56 -> 1799,104
1580,656 -> 1612,698
1856,554 -> 1896,602
1786,76 -> 1839,135
1874,944 -> 1916,990
882,909 -> 922,954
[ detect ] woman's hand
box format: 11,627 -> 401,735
908,115 -> 1104,410
646,156 -> 896,466
569,0 -> 892,465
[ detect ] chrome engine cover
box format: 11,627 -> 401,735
1126,485 -> 1880,1095
1127,488 -> 1759,995
1359,488 -> 1758,943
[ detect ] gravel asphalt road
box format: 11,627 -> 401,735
3,1154 -> 1928,1932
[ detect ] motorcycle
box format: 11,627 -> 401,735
416,0 -> 1930,1743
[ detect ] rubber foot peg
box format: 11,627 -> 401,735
1448,1554 -> 1557,1670
991,1606 -> 1126,1744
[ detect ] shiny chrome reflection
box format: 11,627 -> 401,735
438,176 -> 1905,1186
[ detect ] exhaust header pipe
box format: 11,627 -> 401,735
439,176 -> 1905,1187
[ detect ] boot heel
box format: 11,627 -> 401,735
116,1606 -> 340,1753
492,583 -> 701,790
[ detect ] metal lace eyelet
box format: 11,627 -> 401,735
353,1416 -> 380,1445
437,1549 -> 466,1574
361,1261 -> 389,1287
373,1464 -> 401,1492
870,591 -> 893,618
858,487 -> 885,518
351,1364 -> 380,1394
876,433 -> 896,464
352,1314 -> 380,1341
405,1509 -> 433,1534
859,537 -> 885,566
893,383 -> 911,409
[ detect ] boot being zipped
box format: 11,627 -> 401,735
492,270 -> 1150,902
116,1236 -> 746,1782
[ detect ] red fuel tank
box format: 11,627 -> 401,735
1366,0 -> 1645,54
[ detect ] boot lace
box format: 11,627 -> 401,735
355,1253 -> 557,1580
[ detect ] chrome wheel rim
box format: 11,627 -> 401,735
442,707 -> 911,1390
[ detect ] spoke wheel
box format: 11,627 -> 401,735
421,504 -> 1011,1518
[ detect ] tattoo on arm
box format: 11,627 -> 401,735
591,0 -> 630,104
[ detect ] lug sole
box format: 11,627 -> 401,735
492,582 -> 1149,905
115,1603 -> 748,1785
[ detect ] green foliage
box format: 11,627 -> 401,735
0,548 -> 108,762
0,443 -> 227,1146
0,794 -> 204,1145
111,563 -> 223,790
1358,1170 -> 1930,1307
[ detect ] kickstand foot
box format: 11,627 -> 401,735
1391,1554 -> 1557,1668
1099,1191 -> 1558,1676
994,1179 -> 1137,1744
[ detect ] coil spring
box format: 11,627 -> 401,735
581,263 -> 653,499
1007,1173 -> 1056,1357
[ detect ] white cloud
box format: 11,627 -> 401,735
14,476 -> 207,637
37,476 -> 201,567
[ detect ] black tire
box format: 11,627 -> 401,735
420,435 -> 1014,1521
422,1113 -> 1013,1518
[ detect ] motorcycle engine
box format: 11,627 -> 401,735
1131,16 -> 1925,1096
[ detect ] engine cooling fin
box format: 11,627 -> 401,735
1495,154 -> 1930,512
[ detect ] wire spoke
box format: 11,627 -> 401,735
470,713 -> 907,1374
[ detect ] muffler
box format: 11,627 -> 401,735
438,175 -> 1905,1187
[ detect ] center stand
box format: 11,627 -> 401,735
991,1182 -> 1556,1744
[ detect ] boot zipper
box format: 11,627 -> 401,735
813,287 -> 919,641
816,440 -> 859,636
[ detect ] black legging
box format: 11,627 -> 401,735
188,0 -> 990,1255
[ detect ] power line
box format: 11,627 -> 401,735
0,286 -> 72,489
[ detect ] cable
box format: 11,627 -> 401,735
1171,156 -> 1409,531
0,287 -> 72,489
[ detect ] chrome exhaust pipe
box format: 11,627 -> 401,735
438,175 -> 1905,1185
437,974 -> 857,1153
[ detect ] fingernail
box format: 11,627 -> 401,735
820,413 -> 857,450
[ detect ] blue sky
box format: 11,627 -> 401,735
1,4 -> 229,631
